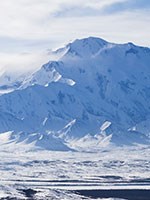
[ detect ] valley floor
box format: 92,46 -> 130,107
0,144 -> 149,199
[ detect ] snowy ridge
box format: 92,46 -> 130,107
20,61 -> 76,89
0,37 -> 150,151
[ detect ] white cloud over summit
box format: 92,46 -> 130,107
0,0 -> 149,73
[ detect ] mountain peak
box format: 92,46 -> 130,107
65,37 -> 109,58
73,36 -> 108,46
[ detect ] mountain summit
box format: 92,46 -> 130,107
0,37 -> 150,151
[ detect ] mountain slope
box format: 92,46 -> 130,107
0,37 -> 150,150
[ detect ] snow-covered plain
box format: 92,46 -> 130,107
0,143 -> 149,199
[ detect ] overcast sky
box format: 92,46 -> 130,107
0,0 -> 149,73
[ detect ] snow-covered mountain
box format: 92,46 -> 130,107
0,37 -> 150,151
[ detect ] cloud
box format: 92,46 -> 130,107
0,0 -> 149,42
53,0 -> 127,17
0,51 -> 51,75
0,0 -> 131,40
0,0 -> 149,74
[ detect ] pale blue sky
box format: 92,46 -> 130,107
103,0 -> 150,13
0,0 -> 149,72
